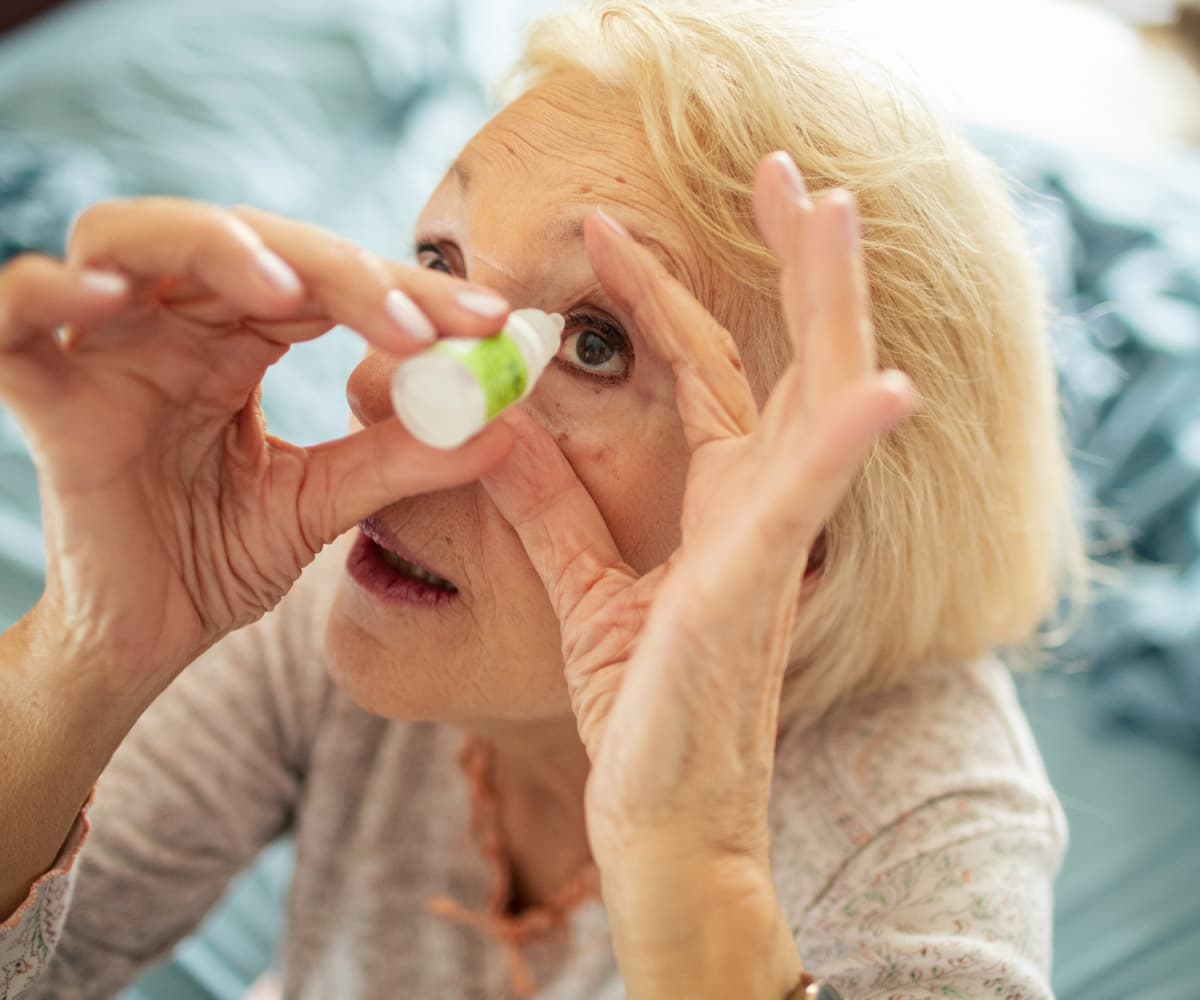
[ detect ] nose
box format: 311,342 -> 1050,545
346,348 -> 397,429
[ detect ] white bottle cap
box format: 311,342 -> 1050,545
390,309 -> 565,451
508,308 -> 565,369
391,351 -> 486,450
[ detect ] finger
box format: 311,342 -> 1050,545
68,198 -> 511,358
798,190 -> 877,410
480,407 -> 633,624
0,255 -> 131,353
753,153 -> 876,410
0,255 -> 131,403
752,151 -> 812,260
298,413 -> 515,547
231,206 -> 510,354
758,368 -> 914,576
754,152 -> 814,368
67,197 -> 307,320
583,210 -> 758,451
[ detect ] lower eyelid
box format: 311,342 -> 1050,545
550,358 -> 630,386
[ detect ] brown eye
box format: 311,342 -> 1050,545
556,315 -> 631,380
415,243 -> 453,274
574,330 -> 617,368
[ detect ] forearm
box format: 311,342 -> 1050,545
0,606 -> 144,920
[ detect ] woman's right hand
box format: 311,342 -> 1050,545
0,197 -> 514,708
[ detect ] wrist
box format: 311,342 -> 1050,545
9,599 -> 152,748
601,848 -> 804,1000
0,607 -> 143,920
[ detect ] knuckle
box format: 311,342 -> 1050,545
192,206 -> 251,247
0,254 -> 53,319
66,197 -> 134,249
1,252 -> 51,286
344,245 -> 390,286
227,203 -> 265,222
180,208 -> 267,275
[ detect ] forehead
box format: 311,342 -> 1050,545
439,75 -> 705,289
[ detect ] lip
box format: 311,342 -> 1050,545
360,516 -> 457,585
346,516 -> 460,609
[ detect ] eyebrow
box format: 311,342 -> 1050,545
446,158 -> 684,280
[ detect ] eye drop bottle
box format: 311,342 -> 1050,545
391,308 -> 565,449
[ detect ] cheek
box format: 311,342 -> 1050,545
531,379 -> 688,574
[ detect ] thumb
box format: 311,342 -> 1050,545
481,408 -> 632,623
299,415 -> 514,546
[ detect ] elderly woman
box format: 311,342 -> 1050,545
0,1 -> 1080,998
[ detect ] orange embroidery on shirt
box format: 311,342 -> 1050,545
426,736 -> 601,998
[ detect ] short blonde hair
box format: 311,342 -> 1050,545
510,0 -> 1085,722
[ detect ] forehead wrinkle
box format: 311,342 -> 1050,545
448,83 -> 710,303
539,215 -> 691,288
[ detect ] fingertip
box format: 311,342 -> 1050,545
874,370 -> 918,431
252,247 -> 305,298
583,209 -> 633,265
754,153 -> 810,260
879,369 -> 916,406
582,211 -> 618,266
392,273 -> 509,345
583,210 -> 655,315
454,288 -> 509,322
592,208 -> 630,241
416,414 -> 518,480
582,213 -> 631,306
494,404 -> 538,437
879,367 -> 911,391
385,288 -> 437,346
474,414 -> 519,463
762,151 -> 811,206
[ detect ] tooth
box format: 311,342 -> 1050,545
379,547 -> 453,589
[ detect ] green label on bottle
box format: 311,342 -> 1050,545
434,333 -> 528,420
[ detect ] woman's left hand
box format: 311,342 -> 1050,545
483,153 -> 914,998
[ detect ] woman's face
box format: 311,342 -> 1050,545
325,75 -> 717,723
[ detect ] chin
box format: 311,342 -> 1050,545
322,591 -> 572,723
323,599 -> 469,722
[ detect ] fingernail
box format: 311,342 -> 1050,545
770,152 -> 811,207
455,288 -> 509,318
386,288 -> 437,344
254,248 -> 303,296
829,189 -> 860,241
594,208 -> 630,240
80,269 -> 128,297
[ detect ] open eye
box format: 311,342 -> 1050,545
557,314 -> 632,381
415,243 -> 453,275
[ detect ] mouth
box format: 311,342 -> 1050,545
346,515 -> 460,608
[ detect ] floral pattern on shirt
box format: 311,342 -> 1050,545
1,808 -> 88,1000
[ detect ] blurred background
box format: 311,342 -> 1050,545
0,1 -> 1197,998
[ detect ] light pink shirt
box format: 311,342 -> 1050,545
1,551 -> 1066,999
